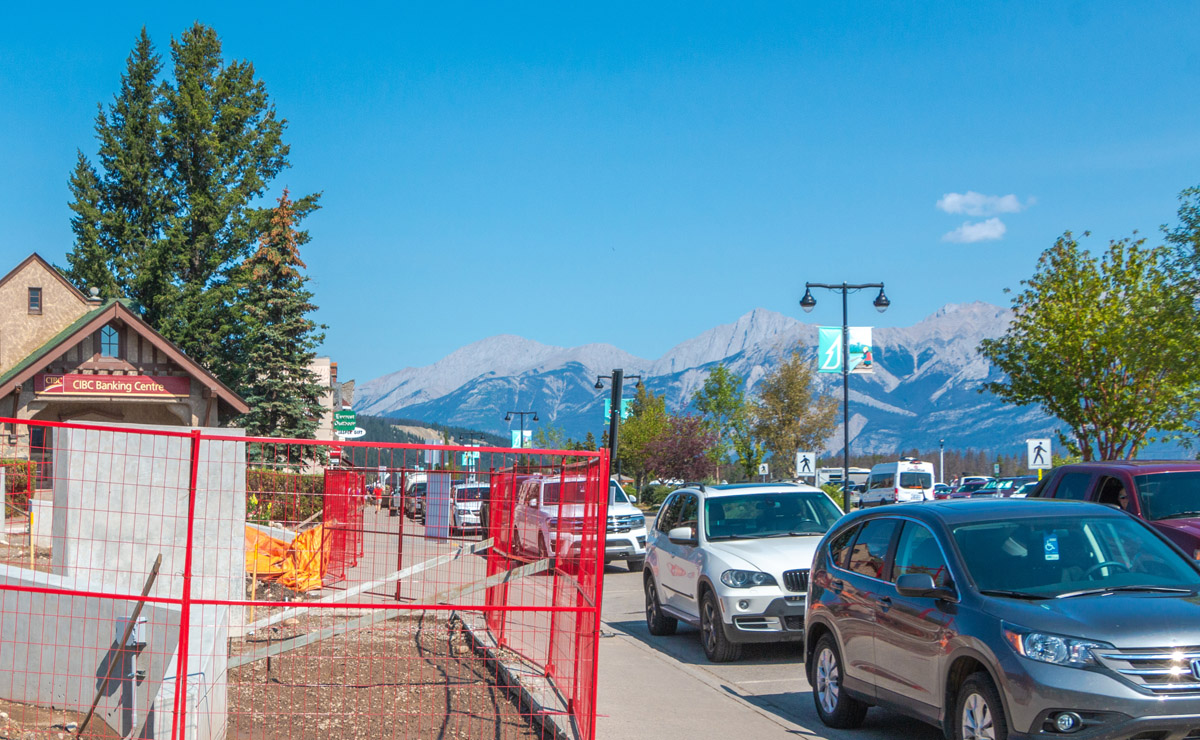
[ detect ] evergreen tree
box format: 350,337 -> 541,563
63,24 -> 305,389
238,190 -> 325,449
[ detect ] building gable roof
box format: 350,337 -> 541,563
0,298 -> 248,414
0,253 -> 89,304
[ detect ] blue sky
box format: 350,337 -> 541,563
2,2 -> 1199,383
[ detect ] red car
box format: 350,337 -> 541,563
1029,460 -> 1200,559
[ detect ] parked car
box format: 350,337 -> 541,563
451,482 -> 487,534
1011,481 -> 1040,498
605,479 -> 648,571
643,482 -> 843,662
806,498 -> 1200,739
511,475 -> 647,569
860,459 -> 936,506
932,483 -> 952,500
971,475 -> 1038,498
404,480 -> 427,521
1029,460 -> 1200,558
948,479 -> 992,498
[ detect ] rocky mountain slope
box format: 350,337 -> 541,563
355,302 -> 1059,454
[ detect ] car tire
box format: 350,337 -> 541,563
811,633 -> 868,729
628,557 -> 645,572
644,574 -> 677,636
955,672 -> 1008,740
700,590 -> 742,663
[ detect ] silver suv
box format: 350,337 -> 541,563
806,499 -> 1200,740
644,482 -> 843,662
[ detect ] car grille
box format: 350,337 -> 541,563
783,569 -> 809,593
607,514 -> 643,533
1094,648 -> 1200,694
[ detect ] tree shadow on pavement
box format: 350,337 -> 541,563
605,618 -> 806,667
731,688 -> 941,739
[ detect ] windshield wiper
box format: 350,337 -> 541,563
1156,511 -> 1200,520
1056,585 -> 1196,599
978,589 -> 1048,600
741,531 -> 821,539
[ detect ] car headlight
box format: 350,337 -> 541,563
1003,624 -> 1109,667
720,570 -> 778,588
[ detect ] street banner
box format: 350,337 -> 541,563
602,398 -> 634,422
817,327 -> 875,374
510,430 -> 532,449
1027,438 -> 1052,470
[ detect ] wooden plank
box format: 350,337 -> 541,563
431,557 -> 551,603
244,537 -> 495,632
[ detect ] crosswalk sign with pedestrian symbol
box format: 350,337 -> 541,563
1026,438 -> 1052,470
795,451 -> 816,478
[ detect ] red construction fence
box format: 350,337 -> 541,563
0,418 -> 609,740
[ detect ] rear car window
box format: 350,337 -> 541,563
899,472 -> 932,489
847,519 -> 898,580
1051,472 -> 1091,501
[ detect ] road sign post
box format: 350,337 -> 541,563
758,462 -> 769,482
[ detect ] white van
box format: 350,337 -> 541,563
861,458 -> 936,506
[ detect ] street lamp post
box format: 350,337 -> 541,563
504,411 -> 538,449
595,369 -> 643,477
939,439 -> 945,485
800,281 -> 890,512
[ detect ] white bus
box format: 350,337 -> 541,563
861,458 -> 936,506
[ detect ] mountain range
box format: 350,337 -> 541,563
354,302 -> 1059,454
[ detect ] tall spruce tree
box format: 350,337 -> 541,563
63,23 -> 304,389
238,190 -> 325,445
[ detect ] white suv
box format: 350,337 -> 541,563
512,475 -> 647,568
643,482 -> 843,662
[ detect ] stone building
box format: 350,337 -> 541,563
0,253 -> 247,468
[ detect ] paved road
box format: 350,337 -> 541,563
594,564 -> 941,740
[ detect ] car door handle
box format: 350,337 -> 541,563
876,596 -> 892,611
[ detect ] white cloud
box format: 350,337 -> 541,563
936,191 -> 1031,217
942,218 -> 1007,243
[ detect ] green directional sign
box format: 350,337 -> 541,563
333,409 -> 357,433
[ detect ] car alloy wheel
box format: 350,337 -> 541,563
701,596 -> 719,652
816,646 -> 840,715
962,692 -> 995,740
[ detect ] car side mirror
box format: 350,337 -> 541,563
668,526 -> 697,546
629,494 -> 638,503
895,573 -> 955,600
530,498 -> 539,507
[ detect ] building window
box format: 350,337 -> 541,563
100,325 -> 120,358
28,287 -> 42,314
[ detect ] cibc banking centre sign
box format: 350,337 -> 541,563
35,373 -> 190,398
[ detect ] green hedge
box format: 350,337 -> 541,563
1,459 -> 35,511
246,468 -> 326,524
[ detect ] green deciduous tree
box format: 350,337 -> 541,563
750,351 -> 838,477
979,231 -> 1200,460
692,364 -> 747,476
238,191 -> 325,451
617,384 -> 669,490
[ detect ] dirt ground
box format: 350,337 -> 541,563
227,612 -> 551,740
0,698 -> 121,740
0,535 -> 52,574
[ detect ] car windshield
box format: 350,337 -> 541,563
960,481 -> 986,491
609,484 -> 631,505
542,479 -> 589,505
705,491 -> 842,540
1134,472 -> 1200,521
900,472 -> 932,489
952,515 -> 1200,598
455,487 -> 485,501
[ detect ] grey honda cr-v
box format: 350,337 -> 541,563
805,499 -> 1200,740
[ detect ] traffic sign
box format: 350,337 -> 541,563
758,463 -> 770,476
795,451 -> 816,477
1026,438 -> 1052,470
333,409 -> 356,433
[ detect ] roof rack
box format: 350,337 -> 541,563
682,481 -> 707,492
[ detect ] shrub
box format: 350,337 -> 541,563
247,468 -> 326,524
1,459 -> 35,511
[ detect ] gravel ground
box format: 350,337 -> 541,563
0,699 -> 120,740
228,612 -> 550,740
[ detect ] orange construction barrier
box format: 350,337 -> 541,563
244,524 -> 331,592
